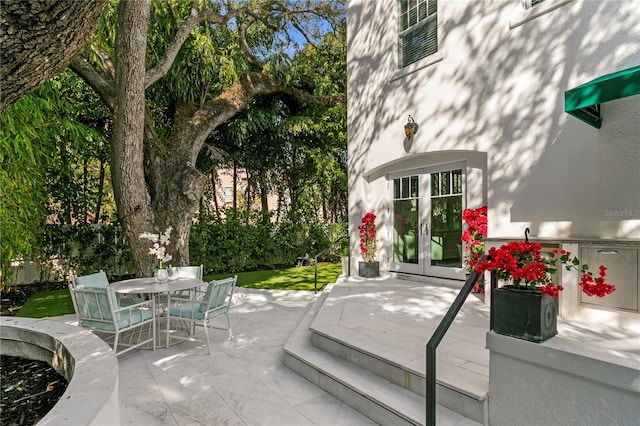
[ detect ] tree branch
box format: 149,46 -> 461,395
237,15 -> 265,69
179,72 -> 344,159
290,19 -> 318,49
69,56 -> 116,112
145,3 -> 227,88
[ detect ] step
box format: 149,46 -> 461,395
309,324 -> 488,424
309,279 -> 489,422
392,272 -> 465,288
283,286 -> 483,426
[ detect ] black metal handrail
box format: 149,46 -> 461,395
313,234 -> 349,294
425,254 -> 490,426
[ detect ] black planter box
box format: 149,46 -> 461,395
358,261 -> 379,278
492,286 -> 557,343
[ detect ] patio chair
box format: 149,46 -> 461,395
74,270 -> 140,306
168,264 -> 204,298
69,273 -> 156,356
165,275 -> 237,354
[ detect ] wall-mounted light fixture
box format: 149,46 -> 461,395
404,115 -> 418,137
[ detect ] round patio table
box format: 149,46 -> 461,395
110,277 -> 204,348
109,276 -> 202,295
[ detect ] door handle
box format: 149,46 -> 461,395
421,222 -> 429,234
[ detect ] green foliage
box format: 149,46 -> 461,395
1,0 -> 347,288
202,35 -> 349,222
44,72 -> 113,225
145,0 -> 251,122
290,24 -> 347,96
0,95 -> 53,285
190,214 -> 342,274
9,218 -> 342,286
0,71 -> 113,288
36,224 -> 133,282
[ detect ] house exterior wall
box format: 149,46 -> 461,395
347,0 -> 640,269
486,331 -> 640,426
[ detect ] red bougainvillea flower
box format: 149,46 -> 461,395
461,206 -> 488,273
579,267 -> 615,297
475,240 -> 615,299
359,212 -> 377,263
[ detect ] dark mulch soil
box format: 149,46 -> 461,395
0,355 -> 69,426
1,282 -> 73,425
0,276 -> 133,425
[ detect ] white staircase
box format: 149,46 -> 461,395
283,281 -> 489,425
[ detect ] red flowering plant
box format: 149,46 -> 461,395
475,240 -> 615,299
359,213 -> 377,263
461,206 -> 488,294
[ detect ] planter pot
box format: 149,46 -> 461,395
492,286 -> 557,343
358,261 -> 379,278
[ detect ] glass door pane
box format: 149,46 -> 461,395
394,199 -> 419,263
393,176 -> 420,264
430,169 -> 462,267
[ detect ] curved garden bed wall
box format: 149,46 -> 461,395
0,317 -> 120,425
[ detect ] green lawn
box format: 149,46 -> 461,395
207,263 -> 341,291
15,289 -> 75,318
16,263 -> 342,318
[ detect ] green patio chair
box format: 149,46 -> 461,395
168,265 -> 204,299
165,275 -> 237,354
74,270 -> 140,306
70,273 -> 156,356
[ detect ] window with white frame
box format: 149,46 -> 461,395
399,0 -> 437,68
510,0 -> 571,29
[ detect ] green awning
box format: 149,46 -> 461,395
564,65 -> 640,129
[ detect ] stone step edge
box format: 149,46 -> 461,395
309,277 -> 489,401
283,287 -> 485,426
309,323 -> 488,402
283,284 -> 487,425
284,321 -> 425,425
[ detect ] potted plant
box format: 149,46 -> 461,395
476,237 -> 615,342
358,212 -> 379,278
461,206 -> 487,294
139,227 -> 173,282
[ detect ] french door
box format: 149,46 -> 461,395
389,165 -> 465,279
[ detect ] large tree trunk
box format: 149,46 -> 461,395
113,0 -> 155,277
144,139 -> 207,267
0,0 -> 107,112
114,0 -> 208,275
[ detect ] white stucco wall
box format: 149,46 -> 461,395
487,331 -> 640,426
347,0 -> 640,265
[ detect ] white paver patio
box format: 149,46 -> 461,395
52,288 -> 377,425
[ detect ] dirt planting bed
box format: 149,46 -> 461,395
0,355 -> 68,426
